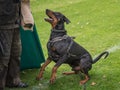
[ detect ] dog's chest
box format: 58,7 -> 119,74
47,36 -> 72,62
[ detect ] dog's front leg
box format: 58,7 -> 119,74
36,58 -> 51,80
50,66 -> 58,84
50,55 -> 67,84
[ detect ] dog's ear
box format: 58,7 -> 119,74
63,15 -> 71,24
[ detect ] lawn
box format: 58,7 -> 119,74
5,0 -> 120,90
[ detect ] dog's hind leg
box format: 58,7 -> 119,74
62,71 -> 77,75
79,72 -> 90,85
36,58 -> 51,80
63,66 -> 80,75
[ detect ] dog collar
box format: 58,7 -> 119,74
51,29 -> 67,33
49,35 -> 69,43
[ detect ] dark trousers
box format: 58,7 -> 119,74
0,28 -> 21,89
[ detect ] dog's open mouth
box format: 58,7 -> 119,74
44,9 -> 55,22
44,16 -> 53,22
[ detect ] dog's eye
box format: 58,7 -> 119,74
54,13 -> 59,16
54,12 -> 61,16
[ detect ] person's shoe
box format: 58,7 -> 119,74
6,82 -> 28,88
15,82 -> 28,88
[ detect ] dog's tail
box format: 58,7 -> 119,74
92,51 -> 109,64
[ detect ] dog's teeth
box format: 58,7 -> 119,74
49,18 -> 53,20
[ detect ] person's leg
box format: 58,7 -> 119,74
0,30 -> 13,89
6,28 -> 28,88
0,65 -> 8,90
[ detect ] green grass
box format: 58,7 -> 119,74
5,0 -> 120,90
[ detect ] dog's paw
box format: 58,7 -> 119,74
50,76 -> 56,84
80,81 -> 85,85
79,80 -> 87,85
36,76 -> 43,81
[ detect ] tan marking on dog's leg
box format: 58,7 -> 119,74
50,66 -> 58,84
80,75 -> 90,85
62,71 -> 76,75
36,58 -> 51,80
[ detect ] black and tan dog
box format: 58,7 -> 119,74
36,9 -> 109,85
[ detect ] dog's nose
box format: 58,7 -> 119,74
46,9 -> 53,13
46,9 -> 50,12
46,9 -> 50,14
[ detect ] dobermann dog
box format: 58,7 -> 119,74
36,9 -> 109,85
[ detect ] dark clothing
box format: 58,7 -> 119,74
0,0 -> 21,89
0,28 -> 21,89
0,0 -> 20,29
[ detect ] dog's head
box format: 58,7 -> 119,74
44,9 -> 71,29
